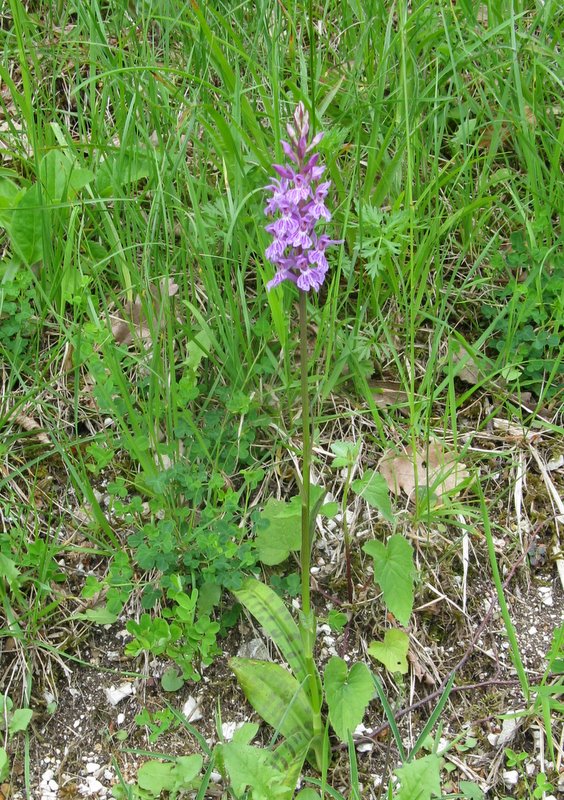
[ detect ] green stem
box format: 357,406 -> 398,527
298,290 -> 324,768
342,463 -> 353,604
299,289 -> 311,617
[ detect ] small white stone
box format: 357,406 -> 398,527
529,626 -> 537,635
317,624 -> 331,635
86,762 -> 100,774
538,587 -> 553,607
182,695 -> 203,722
237,637 -> 269,660
356,742 -> 373,753
104,770 -> 113,780
502,770 -> 519,787
79,777 -> 104,796
210,771 -> 222,783
116,712 -> 125,725
105,682 -> 134,706
48,779 -> 59,791
221,720 -> 245,741
73,719 -> 81,728
42,769 -> 55,782
323,635 -> 335,647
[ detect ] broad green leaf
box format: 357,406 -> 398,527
8,708 -> 32,735
232,721 -> 260,746
171,755 -> 203,790
39,150 -> 72,202
185,329 -> 212,372
161,667 -> 184,692
0,177 -> 24,228
255,497 -> 301,565
9,184 -> 44,265
296,791 -> 320,800
363,535 -> 415,626
0,554 -> 20,587
459,781 -> 484,800
352,470 -> 394,522
330,440 -> 361,468
229,658 -> 313,741
137,761 -> 176,795
0,747 -> 8,781
270,730 -> 312,795
234,577 -> 308,683
394,754 -> 441,800
221,742 -> 288,799
324,657 -> 373,743
368,629 -> 409,674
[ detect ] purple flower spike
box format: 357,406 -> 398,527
264,102 -> 339,292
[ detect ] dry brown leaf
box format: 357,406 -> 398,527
12,414 -> 50,445
451,348 -> 484,386
369,380 -> 408,409
110,278 -> 179,347
378,441 -> 469,502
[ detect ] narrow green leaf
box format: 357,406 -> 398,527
394,755 -> 441,800
229,658 -> 313,741
233,577 -> 308,683
363,535 -> 415,625
352,470 -> 394,522
368,629 -> 409,674
324,657 -> 373,743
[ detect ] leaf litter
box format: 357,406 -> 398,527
378,441 -> 469,502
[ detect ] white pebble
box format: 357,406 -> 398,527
116,713 -> 125,725
105,682 -> 134,706
182,695 -> 203,722
86,762 -> 100,774
221,720 -> 245,741
538,587 -> 553,607
48,779 -> 58,791
502,770 -> 519,787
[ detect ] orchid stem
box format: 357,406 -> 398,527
299,289 -> 312,619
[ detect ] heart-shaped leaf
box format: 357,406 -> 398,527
161,667 -> 184,692
363,535 -> 415,625
368,629 -> 409,674
255,497 -> 301,565
324,657 -> 373,742
352,470 -> 394,521
394,754 -> 441,799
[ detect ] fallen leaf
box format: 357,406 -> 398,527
109,278 -> 179,347
12,414 -> 50,445
369,380 -> 408,409
378,442 -> 469,502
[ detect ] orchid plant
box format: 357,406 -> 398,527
219,103 -> 374,799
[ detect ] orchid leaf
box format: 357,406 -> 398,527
233,577 -> 308,683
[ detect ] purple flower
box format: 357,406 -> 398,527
264,102 -> 341,293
